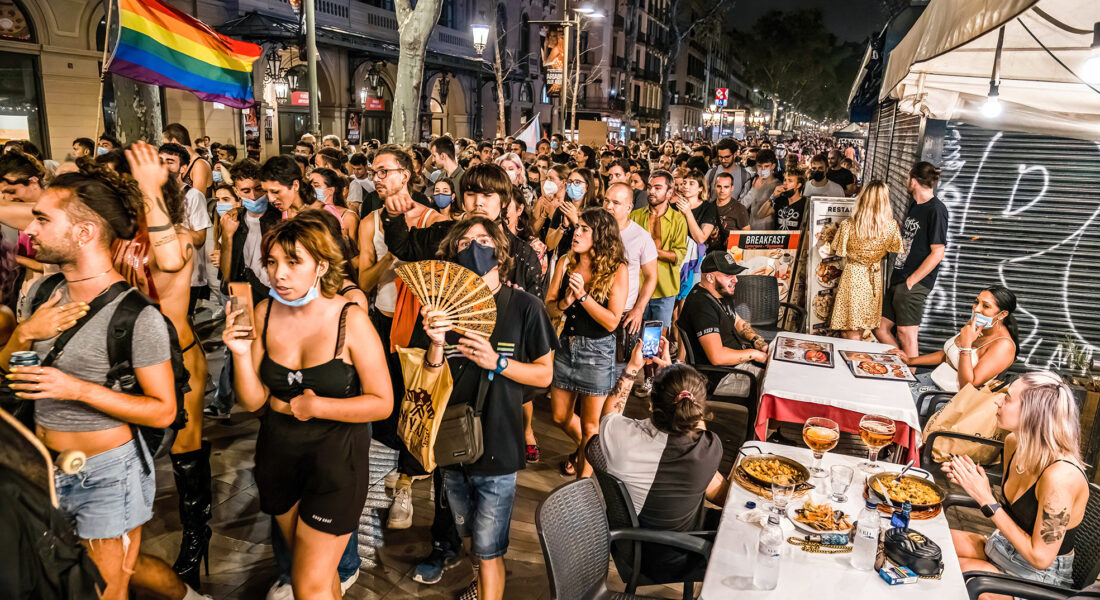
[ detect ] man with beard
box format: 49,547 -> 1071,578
678,252 -> 769,367
705,138 -> 749,200
628,171 -> 686,334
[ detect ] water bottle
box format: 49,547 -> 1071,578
851,500 -> 881,570
754,513 -> 783,590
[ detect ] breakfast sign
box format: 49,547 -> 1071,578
805,197 -> 855,336
726,230 -> 800,304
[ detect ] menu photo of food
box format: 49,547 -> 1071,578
839,350 -> 917,382
773,335 -> 835,369
815,256 -> 843,289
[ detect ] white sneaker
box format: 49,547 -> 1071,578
265,580 -> 294,600
340,569 -> 360,596
387,483 -> 413,529
383,469 -> 399,489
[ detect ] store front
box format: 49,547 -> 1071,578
0,0 -> 46,153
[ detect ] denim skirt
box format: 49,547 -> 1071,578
552,334 -> 617,396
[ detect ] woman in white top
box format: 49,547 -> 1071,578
892,285 -> 1018,402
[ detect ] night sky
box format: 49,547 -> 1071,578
727,0 -> 887,43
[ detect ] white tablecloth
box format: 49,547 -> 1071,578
700,441 -> 968,600
762,332 -> 922,438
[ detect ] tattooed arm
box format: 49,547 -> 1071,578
602,367 -> 639,417
127,142 -> 186,273
734,314 -> 770,353
988,458 -> 1085,570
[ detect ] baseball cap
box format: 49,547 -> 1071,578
700,251 -> 747,275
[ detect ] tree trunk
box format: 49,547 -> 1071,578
621,0 -> 638,136
113,75 -> 163,144
390,0 -> 444,144
659,37 -> 681,141
494,28 -> 506,137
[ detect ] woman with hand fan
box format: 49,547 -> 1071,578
418,217 -> 557,600
546,208 -> 628,478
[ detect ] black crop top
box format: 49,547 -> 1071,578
1002,450 -> 1085,556
259,302 -> 361,402
562,296 -> 615,339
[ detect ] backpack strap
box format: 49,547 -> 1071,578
28,273 -> 67,315
40,282 -> 130,368
103,290 -> 153,389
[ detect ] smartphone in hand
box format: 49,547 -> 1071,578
228,282 -> 256,340
641,320 -> 662,358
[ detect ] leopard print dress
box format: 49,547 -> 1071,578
828,218 -> 903,331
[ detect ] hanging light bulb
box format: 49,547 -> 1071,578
981,83 -> 1002,118
1083,22 -> 1100,84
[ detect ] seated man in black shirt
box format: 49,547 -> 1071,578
679,252 -> 769,367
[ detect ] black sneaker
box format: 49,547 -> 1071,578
203,403 -> 231,420
412,542 -> 461,585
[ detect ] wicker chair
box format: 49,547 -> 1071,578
959,483 -> 1100,600
584,435 -> 715,600
728,275 -> 805,342
535,477 -> 710,600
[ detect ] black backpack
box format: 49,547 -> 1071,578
29,274 -> 191,467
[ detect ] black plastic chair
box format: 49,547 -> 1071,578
729,275 -> 805,342
677,324 -> 761,444
920,428 -> 1005,489
916,389 -> 955,425
585,435 -> 714,600
535,477 -> 711,600
962,482 -> 1100,600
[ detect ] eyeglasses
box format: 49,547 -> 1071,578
566,178 -> 586,185
366,167 -> 406,180
457,235 -> 495,251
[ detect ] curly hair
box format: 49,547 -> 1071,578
50,157 -> 142,243
564,208 -> 625,303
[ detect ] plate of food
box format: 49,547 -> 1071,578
787,500 -> 853,535
812,290 -> 835,321
816,258 -> 843,288
866,472 -> 945,511
743,256 -> 776,277
738,453 -> 810,487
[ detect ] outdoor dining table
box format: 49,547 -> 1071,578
755,332 -> 924,465
700,441 -> 969,599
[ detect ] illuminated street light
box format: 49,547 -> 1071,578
471,24 -> 489,54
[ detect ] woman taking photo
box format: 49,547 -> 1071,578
222,217 -> 392,600
546,208 -> 628,478
894,285 -> 1018,400
946,372 -> 1088,589
828,181 -> 903,340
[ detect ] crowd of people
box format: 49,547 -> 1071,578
0,125 -> 1089,600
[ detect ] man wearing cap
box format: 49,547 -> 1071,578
678,251 -> 769,367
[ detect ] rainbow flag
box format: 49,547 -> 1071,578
108,0 -> 262,108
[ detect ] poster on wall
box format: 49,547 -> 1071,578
542,26 -> 565,97
725,230 -> 800,304
243,106 -> 260,161
804,197 -> 855,336
264,108 -> 273,141
346,111 -> 361,145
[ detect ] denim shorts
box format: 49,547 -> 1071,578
553,334 -> 617,396
643,296 -> 676,331
54,440 -> 155,540
986,529 -> 1074,586
443,469 -> 517,560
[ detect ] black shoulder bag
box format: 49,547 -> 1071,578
433,287 -> 515,468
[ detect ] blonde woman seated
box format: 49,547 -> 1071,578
946,372 -> 1088,592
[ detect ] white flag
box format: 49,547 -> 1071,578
514,114 -> 541,153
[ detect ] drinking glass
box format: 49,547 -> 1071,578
829,465 -> 854,503
771,481 -> 795,515
802,417 -> 839,476
858,414 -> 896,474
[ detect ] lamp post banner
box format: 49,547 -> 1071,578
543,25 -> 565,97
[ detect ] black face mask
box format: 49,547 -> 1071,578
810,170 -> 826,182
745,159 -> 757,168
456,241 -> 498,276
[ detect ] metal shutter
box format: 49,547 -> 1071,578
919,121 -> 1100,370
868,101 -> 896,185
864,104 -> 882,176
886,112 -> 922,220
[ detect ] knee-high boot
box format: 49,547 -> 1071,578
171,442 -> 212,590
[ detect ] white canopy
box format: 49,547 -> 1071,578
881,0 -> 1100,140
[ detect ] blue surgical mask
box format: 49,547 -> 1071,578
972,311 -> 996,329
550,141 -> 559,150
215,202 -> 234,216
212,170 -> 223,183
433,193 -> 453,209
314,187 -> 327,203
456,241 -> 498,276
96,146 -> 109,156
566,182 -> 584,201
242,196 -> 269,214
269,273 -> 321,307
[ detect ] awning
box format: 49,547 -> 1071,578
831,122 -> 867,139
881,0 -> 1100,140
847,4 -> 928,123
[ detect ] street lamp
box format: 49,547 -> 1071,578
274,77 -> 289,102
471,24 -> 489,55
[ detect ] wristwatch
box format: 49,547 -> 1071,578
489,355 -> 509,381
980,502 -> 1002,518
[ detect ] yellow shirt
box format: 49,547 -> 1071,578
630,205 -> 687,298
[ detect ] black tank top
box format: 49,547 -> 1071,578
562,296 -> 614,339
259,302 -> 361,402
1003,451 -> 1085,555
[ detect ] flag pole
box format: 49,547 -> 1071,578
95,0 -> 119,142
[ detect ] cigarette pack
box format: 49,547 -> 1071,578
878,565 -> 918,585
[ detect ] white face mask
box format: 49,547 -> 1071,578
542,180 -> 559,197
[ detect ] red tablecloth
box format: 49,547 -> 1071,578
756,393 -> 922,466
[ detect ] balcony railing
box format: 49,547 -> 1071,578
580,97 -> 626,112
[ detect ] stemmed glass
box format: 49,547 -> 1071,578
858,414 -> 896,474
802,417 -> 839,477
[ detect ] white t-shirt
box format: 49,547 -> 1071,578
620,220 -> 658,312
803,179 -> 846,199
347,177 -> 375,207
242,213 -> 270,287
183,186 -> 212,287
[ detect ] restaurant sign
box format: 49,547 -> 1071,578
804,197 -> 855,336
726,230 -> 800,304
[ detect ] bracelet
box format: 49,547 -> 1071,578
430,340 -> 445,347
621,369 -> 638,380
424,356 -> 444,368
578,293 -> 589,304
958,347 -> 973,353
147,222 -> 174,232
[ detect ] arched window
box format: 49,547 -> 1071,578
496,5 -> 507,53
519,83 -> 532,103
0,0 -> 34,42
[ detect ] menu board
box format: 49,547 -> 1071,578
804,197 -> 855,336
773,335 -> 834,369
726,230 -> 801,304
839,350 -> 917,382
